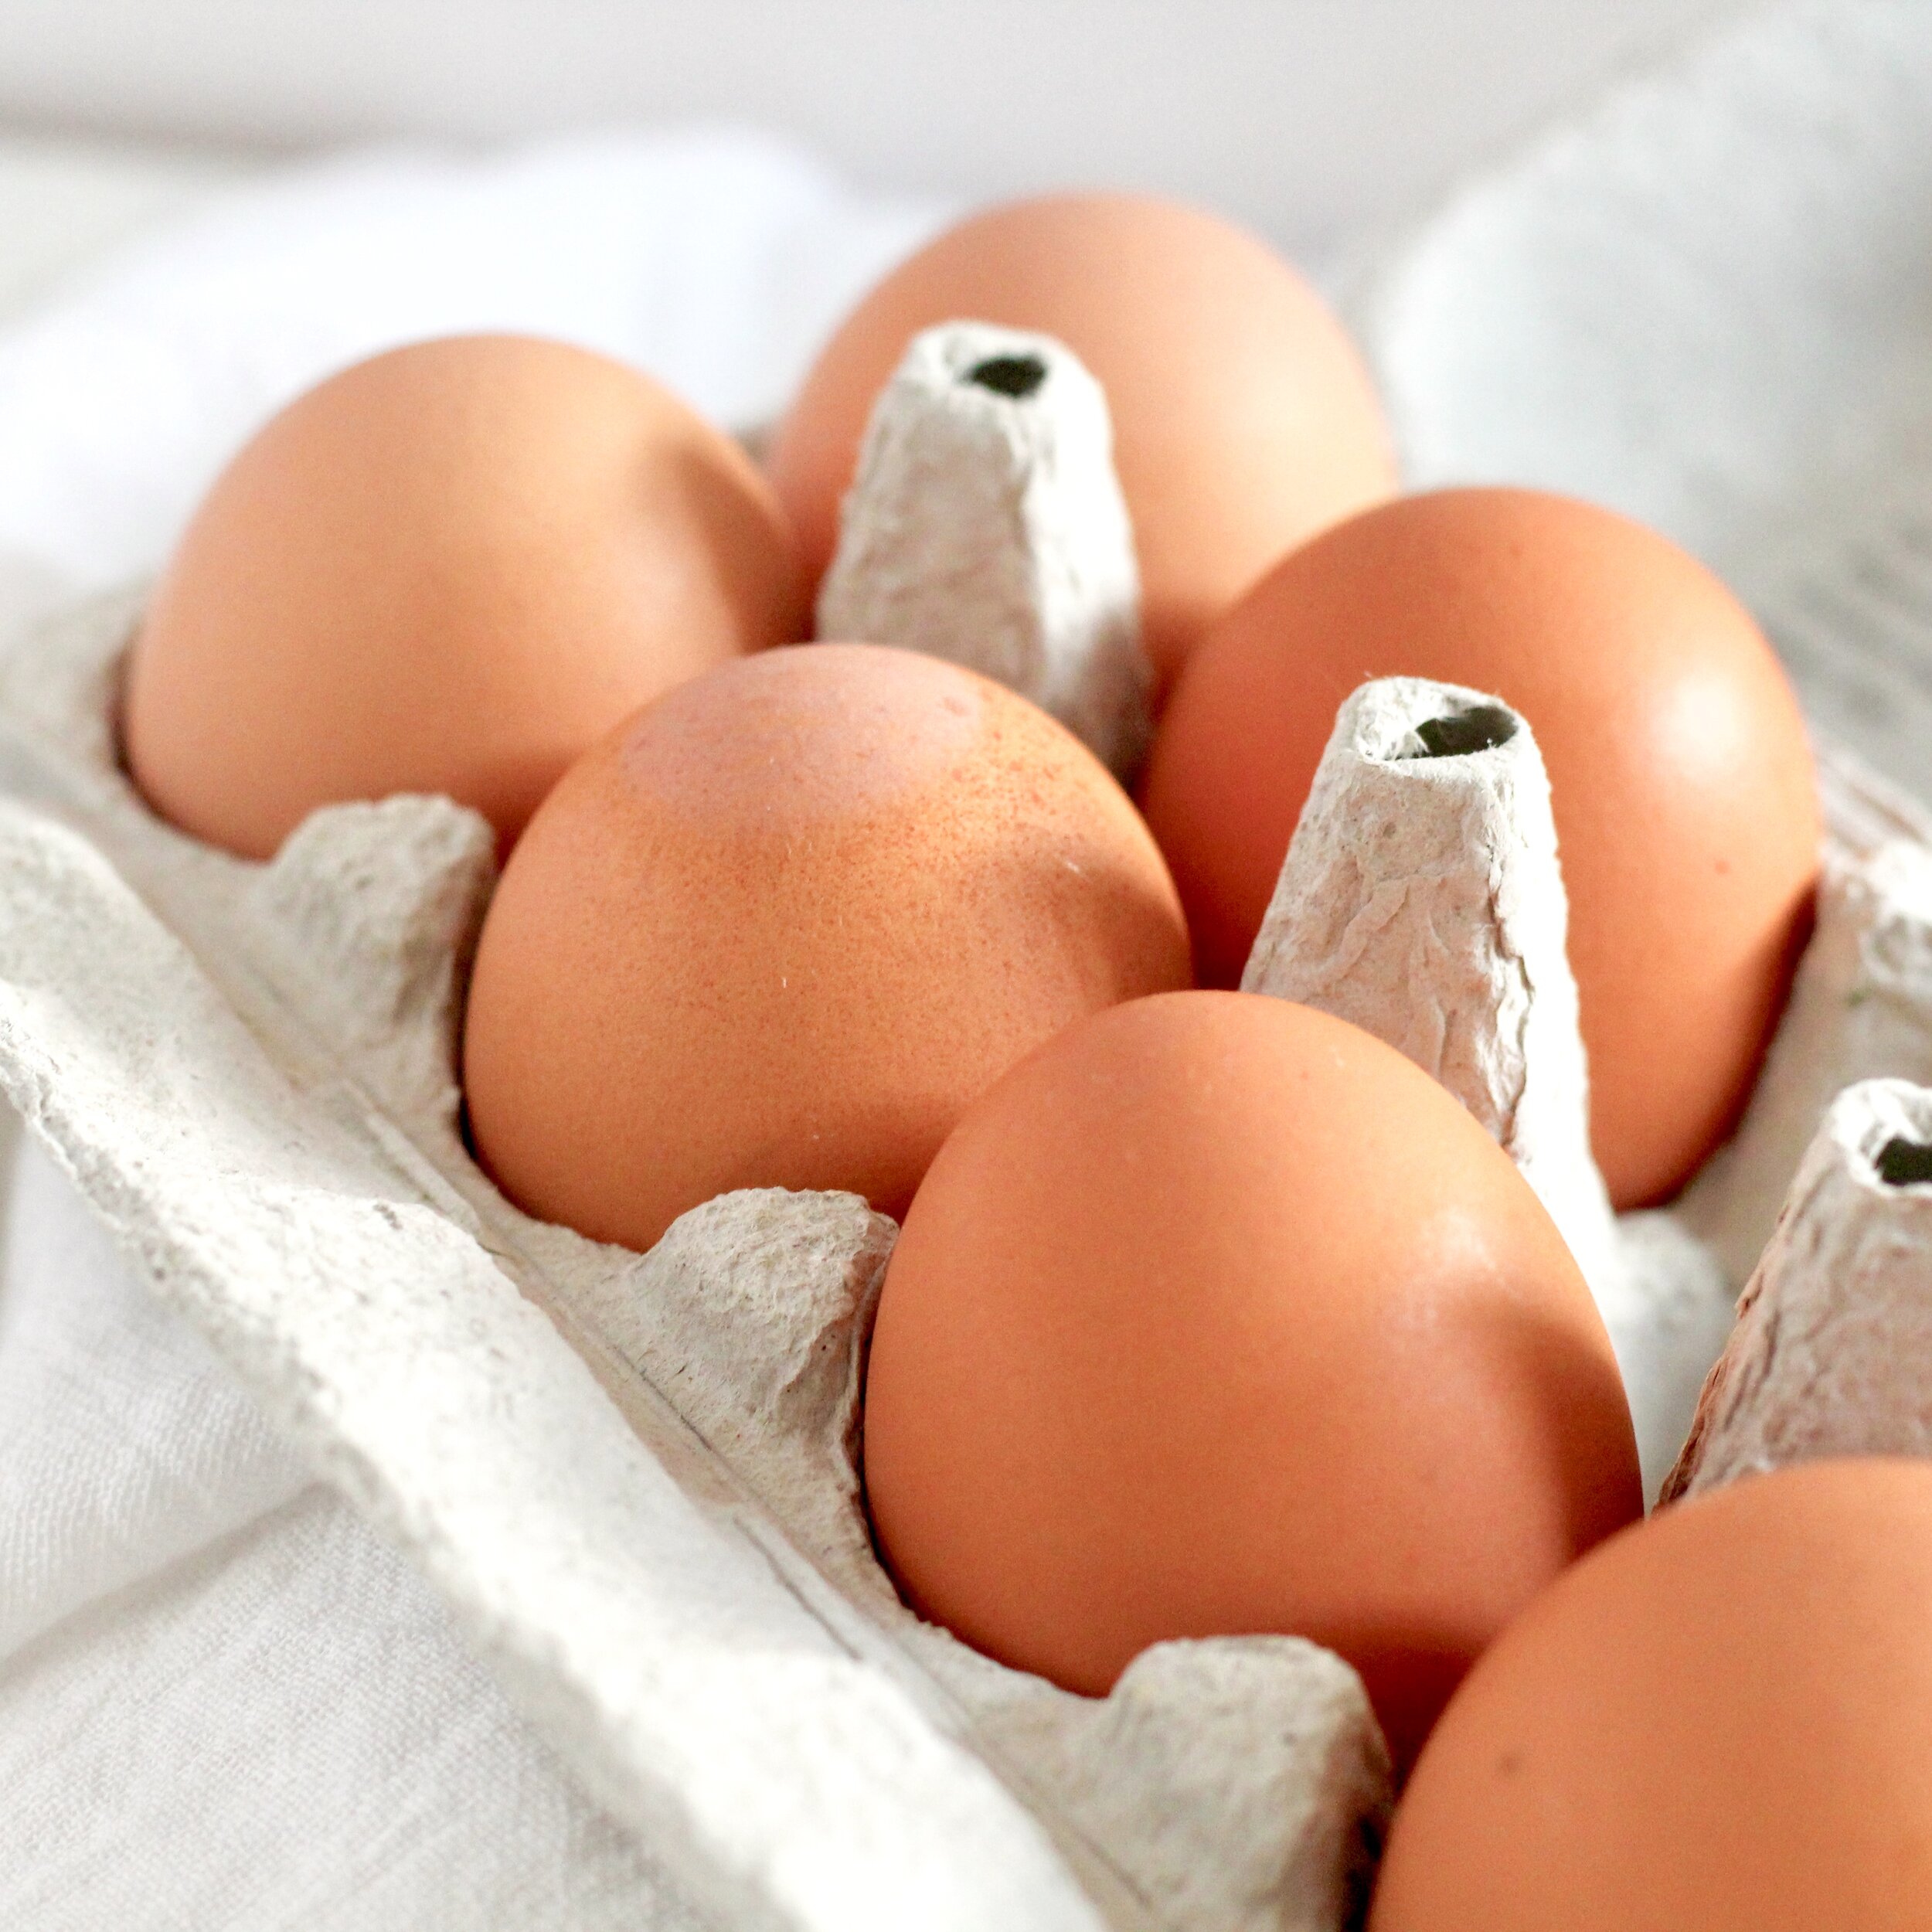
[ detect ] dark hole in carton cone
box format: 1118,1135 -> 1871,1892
1400,705 -> 1519,760
965,353 -> 1048,400
1876,1134 -> 1932,1187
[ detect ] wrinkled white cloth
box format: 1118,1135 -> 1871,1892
0,128 -> 941,1930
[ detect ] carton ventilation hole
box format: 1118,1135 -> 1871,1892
964,353 -> 1048,400
1398,705 -> 1519,760
1876,1134 -> 1932,1187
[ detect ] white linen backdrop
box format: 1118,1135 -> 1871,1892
0,129 -> 940,1930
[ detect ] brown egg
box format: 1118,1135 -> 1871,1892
862,990 -> 1641,1771
462,642 -> 1190,1252
767,192 -> 1396,694
1372,1458 -> 1932,1930
124,333 -> 804,859
1140,488 -> 1821,1208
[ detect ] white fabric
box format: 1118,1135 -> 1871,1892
0,1129 -> 308,1665
0,128 -> 943,1928
0,1136 -> 704,1930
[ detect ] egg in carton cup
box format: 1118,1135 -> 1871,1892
8,12 -> 1932,1930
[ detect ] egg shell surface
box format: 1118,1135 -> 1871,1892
124,332 -> 805,859
862,989 -> 1641,1773
1140,487 -> 1822,1208
461,641 -> 1192,1253
1370,1458 -> 1932,1932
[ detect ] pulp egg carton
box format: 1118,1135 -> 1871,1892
0,589 -> 1387,1932
4,9 -> 1932,1932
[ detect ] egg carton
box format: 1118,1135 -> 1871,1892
0,585 -> 1925,1932
0,575 -> 1396,1932
5,5 -> 1932,1930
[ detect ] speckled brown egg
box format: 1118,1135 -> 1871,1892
1372,1458 -> 1932,1930
862,990 -> 1641,1772
1140,488 -> 1821,1208
767,192 -> 1396,694
461,642 -> 1191,1252
123,333 -> 804,859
